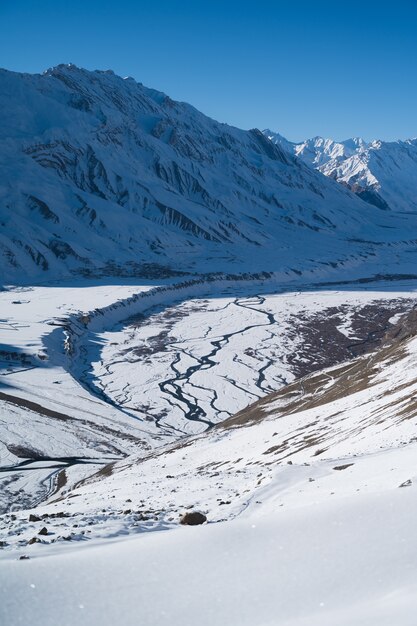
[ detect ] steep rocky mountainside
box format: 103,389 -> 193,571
1,64 -> 411,284
265,130 -> 417,212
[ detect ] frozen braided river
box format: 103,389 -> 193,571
89,284 -> 416,435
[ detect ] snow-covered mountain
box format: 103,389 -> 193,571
4,65 -> 417,626
2,64 -> 414,284
265,130 -> 417,212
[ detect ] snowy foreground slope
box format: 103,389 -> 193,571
2,487 -> 417,626
265,130 -> 417,212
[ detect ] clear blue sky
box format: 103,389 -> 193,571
1,0 -> 416,141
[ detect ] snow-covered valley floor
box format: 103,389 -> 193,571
2,275 -> 417,625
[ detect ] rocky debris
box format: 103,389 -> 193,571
27,537 -> 40,545
29,514 -> 41,522
399,479 -> 412,488
47,511 -> 69,519
19,555 -> 30,560
180,511 -> 207,526
333,463 -> 354,471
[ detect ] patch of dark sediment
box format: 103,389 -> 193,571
221,305 -> 417,430
126,298 -> 414,383
285,298 -> 415,379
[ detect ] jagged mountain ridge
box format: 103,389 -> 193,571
265,130 -> 417,212
0,64 -> 406,283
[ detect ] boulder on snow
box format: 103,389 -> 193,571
180,511 -> 207,526
29,514 -> 41,522
399,479 -> 412,488
28,537 -> 40,545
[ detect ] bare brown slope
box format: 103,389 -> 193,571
221,307 -> 417,430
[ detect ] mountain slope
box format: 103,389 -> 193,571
3,286 -> 417,626
1,64 -> 411,284
265,130 -> 417,212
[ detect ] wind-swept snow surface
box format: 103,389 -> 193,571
2,484 -> 417,626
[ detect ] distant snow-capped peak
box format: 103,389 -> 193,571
265,129 -> 417,212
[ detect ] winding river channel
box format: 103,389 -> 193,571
78,282 -> 415,436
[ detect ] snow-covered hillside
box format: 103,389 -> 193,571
265,130 -> 417,212
3,279 -> 417,626
3,64 -> 417,626
2,64 -> 417,284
